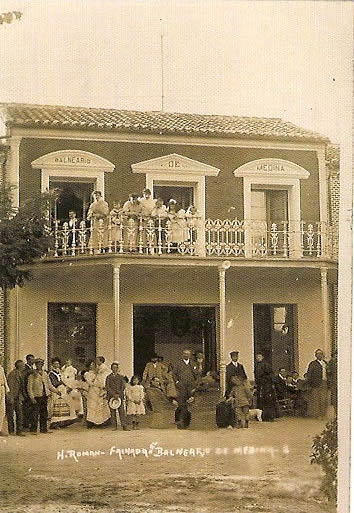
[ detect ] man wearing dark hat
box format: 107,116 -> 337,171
27,358 -> 60,434
225,351 -> 247,397
142,353 -> 167,389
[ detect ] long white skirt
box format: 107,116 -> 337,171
86,385 -> 110,425
49,385 -> 78,424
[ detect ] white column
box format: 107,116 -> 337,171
113,264 -> 121,361
320,267 -> 331,359
6,136 -> 21,208
218,264 -> 229,397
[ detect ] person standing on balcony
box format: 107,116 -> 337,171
306,349 -> 329,419
122,194 -> 142,250
139,188 -> 156,217
167,200 -> 188,247
87,191 -> 109,252
225,351 -> 247,397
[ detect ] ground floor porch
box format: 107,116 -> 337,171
5,259 -> 337,388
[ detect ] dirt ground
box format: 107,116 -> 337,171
0,413 -> 336,513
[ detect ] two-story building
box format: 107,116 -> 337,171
0,104 -> 338,392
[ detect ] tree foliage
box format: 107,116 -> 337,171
0,185 -> 56,289
310,418 -> 337,501
0,11 -> 22,25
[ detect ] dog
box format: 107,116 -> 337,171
248,408 -> 263,422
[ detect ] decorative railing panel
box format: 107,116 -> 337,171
48,216 -> 337,260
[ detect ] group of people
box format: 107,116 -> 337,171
0,347 -> 337,436
0,355 -> 85,436
61,189 -> 200,251
225,348 -> 337,428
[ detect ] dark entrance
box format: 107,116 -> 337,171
48,303 -> 97,370
50,180 -> 95,222
253,304 -> 297,374
133,305 -> 217,378
153,185 -> 194,210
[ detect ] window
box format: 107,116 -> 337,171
32,150 -> 115,221
153,184 -> 194,210
50,180 -> 94,221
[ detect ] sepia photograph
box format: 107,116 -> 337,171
0,1 -> 352,512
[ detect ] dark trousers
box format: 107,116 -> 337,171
22,398 -> 32,428
6,398 -> 24,434
110,405 -> 127,428
30,396 -> 48,433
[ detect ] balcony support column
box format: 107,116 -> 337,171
113,264 -> 121,361
320,267 -> 331,359
218,263 -> 229,397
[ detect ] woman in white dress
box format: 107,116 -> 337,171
167,200 -> 188,245
84,361 -> 110,428
48,358 -> 77,429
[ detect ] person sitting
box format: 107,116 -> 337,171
273,368 -> 288,401
146,377 -> 177,429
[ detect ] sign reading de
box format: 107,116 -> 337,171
168,159 -> 181,168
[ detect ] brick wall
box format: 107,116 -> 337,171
326,144 -> 339,351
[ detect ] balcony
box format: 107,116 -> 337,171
48,215 -> 338,261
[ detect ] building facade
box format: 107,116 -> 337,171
0,104 -> 338,391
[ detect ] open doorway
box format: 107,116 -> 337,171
253,303 -> 297,375
133,305 -> 217,377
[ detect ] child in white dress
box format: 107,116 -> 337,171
126,375 -> 145,429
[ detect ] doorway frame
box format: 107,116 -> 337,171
252,302 -> 299,373
132,303 -> 219,374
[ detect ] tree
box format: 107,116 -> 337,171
0,11 -> 22,25
0,183 -> 56,289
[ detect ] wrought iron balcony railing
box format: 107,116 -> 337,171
48,215 -> 338,260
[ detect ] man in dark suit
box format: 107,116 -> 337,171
22,354 -> 35,430
6,360 -> 26,436
272,368 -> 288,400
306,349 -> 329,419
225,351 -> 247,397
173,349 -> 198,428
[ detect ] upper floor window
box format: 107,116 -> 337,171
131,153 -> 220,220
31,150 -> 115,222
233,158 -> 310,224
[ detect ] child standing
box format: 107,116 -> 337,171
126,375 -> 146,429
228,375 -> 253,428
